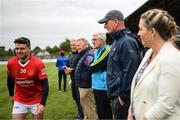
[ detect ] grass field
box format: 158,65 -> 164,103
0,62 -> 77,119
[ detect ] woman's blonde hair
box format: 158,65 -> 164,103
141,9 -> 179,41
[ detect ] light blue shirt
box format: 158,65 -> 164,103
91,45 -> 109,90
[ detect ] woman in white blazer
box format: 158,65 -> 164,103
128,9 -> 180,120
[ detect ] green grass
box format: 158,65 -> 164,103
0,62 -> 77,119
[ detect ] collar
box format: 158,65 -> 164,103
111,28 -> 129,41
97,44 -> 109,52
72,51 -> 78,55
79,47 -> 90,57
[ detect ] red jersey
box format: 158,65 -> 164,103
7,55 -> 47,105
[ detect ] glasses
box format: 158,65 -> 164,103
105,19 -> 117,25
92,38 -> 98,41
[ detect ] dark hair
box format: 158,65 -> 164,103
141,9 -> 178,41
14,37 -> 31,47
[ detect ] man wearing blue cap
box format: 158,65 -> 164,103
98,10 -> 142,119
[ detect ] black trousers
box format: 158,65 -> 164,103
71,81 -> 83,118
111,97 -> 130,120
58,70 -> 67,91
93,89 -> 113,119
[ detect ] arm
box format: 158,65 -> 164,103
118,40 -> 140,102
7,75 -> 15,96
7,75 -> 15,103
84,55 -> 94,67
90,48 -> 110,72
40,78 -> 49,106
36,60 -> 49,114
90,55 -> 108,72
56,58 -> 59,67
127,105 -> 133,120
36,78 -> 49,115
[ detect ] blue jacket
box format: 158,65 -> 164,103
75,48 -> 93,88
56,55 -> 69,71
90,45 -> 110,90
107,28 -> 141,101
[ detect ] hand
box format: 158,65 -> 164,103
64,67 -> 73,74
10,96 -> 14,104
127,105 -> 133,120
143,116 -> 147,120
64,67 -> 70,74
118,96 -> 124,106
35,104 -> 45,115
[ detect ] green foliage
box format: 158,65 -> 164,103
0,48 -> 14,56
32,46 -> 42,55
1,38 -> 71,58
52,46 -> 59,51
45,45 -> 60,56
52,46 -> 60,56
59,38 -> 70,52
7,49 -> 14,56
45,46 -> 53,54
0,63 -> 77,119
0,48 -> 14,61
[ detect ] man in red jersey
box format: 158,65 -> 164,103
7,37 -> 49,120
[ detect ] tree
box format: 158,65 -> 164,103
0,48 -> 14,61
7,48 -> 14,56
46,46 -> 53,54
52,46 -> 60,56
32,46 -> 42,55
52,46 -> 59,52
0,48 -> 5,56
59,38 -> 70,52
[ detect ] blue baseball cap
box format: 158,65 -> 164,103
98,10 -> 124,24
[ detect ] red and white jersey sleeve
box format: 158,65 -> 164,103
37,60 -> 47,80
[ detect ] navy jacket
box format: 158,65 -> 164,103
68,51 -> 79,83
75,48 -> 93,88
107,28 -> 141,102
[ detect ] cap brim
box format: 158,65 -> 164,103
98,18 -> 108,24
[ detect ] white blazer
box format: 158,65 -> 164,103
131,42 -> 180,120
